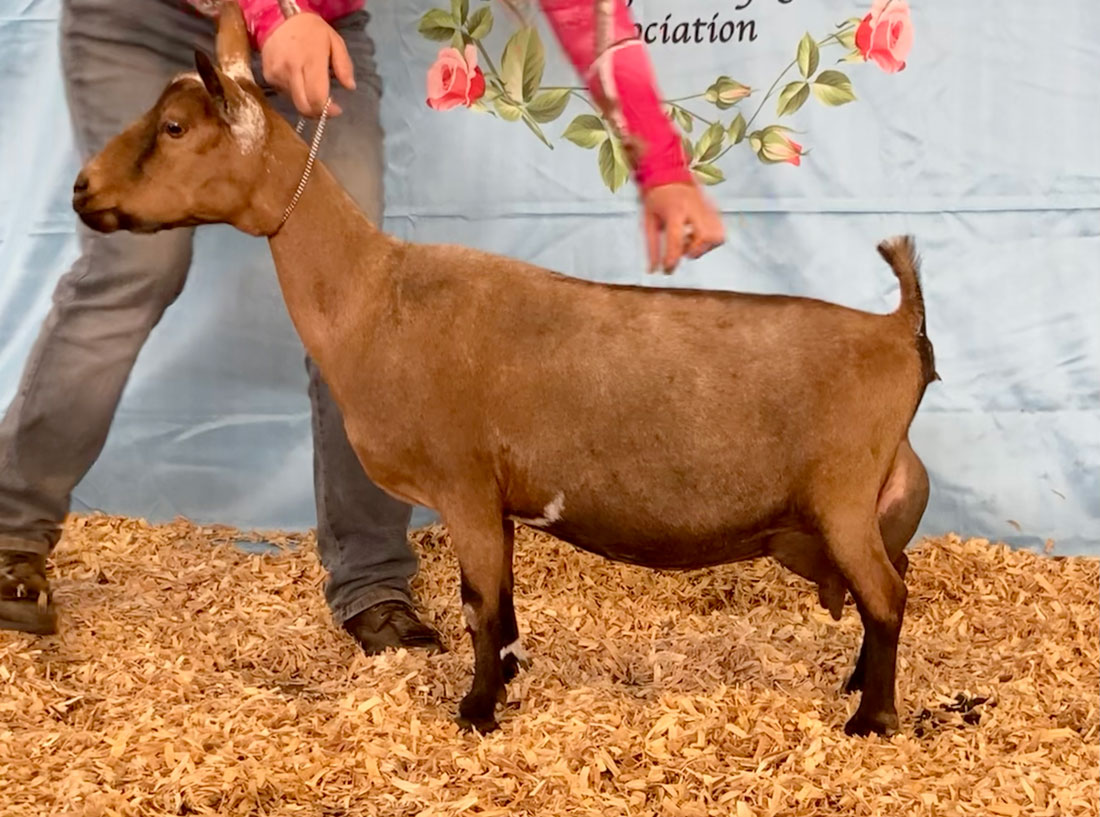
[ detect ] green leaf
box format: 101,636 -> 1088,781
812,70 -> 856,106
526,88 -> 571,123
837,27 -> 857,50
693,121 -> 725,163
727,112 -> 746,144
501,27 -> 545,103
692,163 -> 725,185
522,114 -> 554,149
674,106 -> 693,133
450,30 -> 465,50
562,114 -> 608,149
467,6 -> 493,39
493,97 -> 524,121
797,33 -> 820,78
839,49 -> 865,64
776,81 -> 810,116
451,0 -> 468,25
704,76 -> 751,110
418,8 -> 457,41
598,138 -> 630,192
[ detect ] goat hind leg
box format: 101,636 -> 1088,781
844,550 -> 908,694
845,441 -> 928,694
823,513 -> 907,737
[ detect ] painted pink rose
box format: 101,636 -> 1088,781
758,130 -> 804,166
855,0 -> 914,74
425,45 -> 486,111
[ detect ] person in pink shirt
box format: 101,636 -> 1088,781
0,0 -> 723,647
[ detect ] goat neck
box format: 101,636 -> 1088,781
261,117 -> 401,372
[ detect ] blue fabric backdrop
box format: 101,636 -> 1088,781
1,0 -> 1097,552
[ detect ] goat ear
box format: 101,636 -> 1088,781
216,0 -> 255,83
195,49 -> 230,113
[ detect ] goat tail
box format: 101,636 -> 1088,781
878,235 -> 924,332
877,235 -> 939,385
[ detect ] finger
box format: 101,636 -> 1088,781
304,61 -> 330,117
330,31 -> 356,90
662,214 -> 685,274
289,67 -> 314,118
644,209 -> 662,274
685,215 -> 710,259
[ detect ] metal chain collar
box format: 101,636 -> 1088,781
278,97 -> 332,230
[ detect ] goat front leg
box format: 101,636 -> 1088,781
499,519 -> 529,682
449,504 -> 510,733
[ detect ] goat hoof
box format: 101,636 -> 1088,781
456,712 -> 499,734
844,707 -> 899,737
458,693 -> 499,734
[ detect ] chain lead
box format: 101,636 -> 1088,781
278,97 -> 332,230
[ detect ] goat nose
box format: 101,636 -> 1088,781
73,172 -> 89,194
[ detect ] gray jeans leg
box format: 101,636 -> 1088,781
265,11 -> 419,624
0,0 -> 210,555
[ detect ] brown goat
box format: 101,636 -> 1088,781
71,2 -> 937,737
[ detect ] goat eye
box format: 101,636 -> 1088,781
163,121 -> 186,138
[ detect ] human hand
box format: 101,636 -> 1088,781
261,13 -> 355,117
642,183 -> 726,274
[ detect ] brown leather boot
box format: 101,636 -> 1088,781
344,600 -> 444,655
0,551 -> 57,635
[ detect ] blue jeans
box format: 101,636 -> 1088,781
0,0 -> 418,624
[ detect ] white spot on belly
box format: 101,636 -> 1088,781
509,491 -> 565,528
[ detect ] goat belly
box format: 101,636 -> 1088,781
533,517 -> 786,570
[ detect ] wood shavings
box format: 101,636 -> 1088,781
1,515 -> 1096,816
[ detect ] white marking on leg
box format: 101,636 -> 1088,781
499,639 -> 528,663
509,491 -> 565,528
462,603 -> 477,631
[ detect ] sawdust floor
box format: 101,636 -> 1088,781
0,514 -> 1096,817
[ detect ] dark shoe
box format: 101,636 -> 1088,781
344,600 -> 444,655
0,551 -> 57,635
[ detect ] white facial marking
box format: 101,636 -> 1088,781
229,92 -> 265,155
222,57 -> 253,84
500,639 -> 528,663
170,71 -> 263,154
171,71 -> 203,86
462,603 -> 477,630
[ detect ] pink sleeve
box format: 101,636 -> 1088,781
237,0 -> 320,49
537,0 -> 693,191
